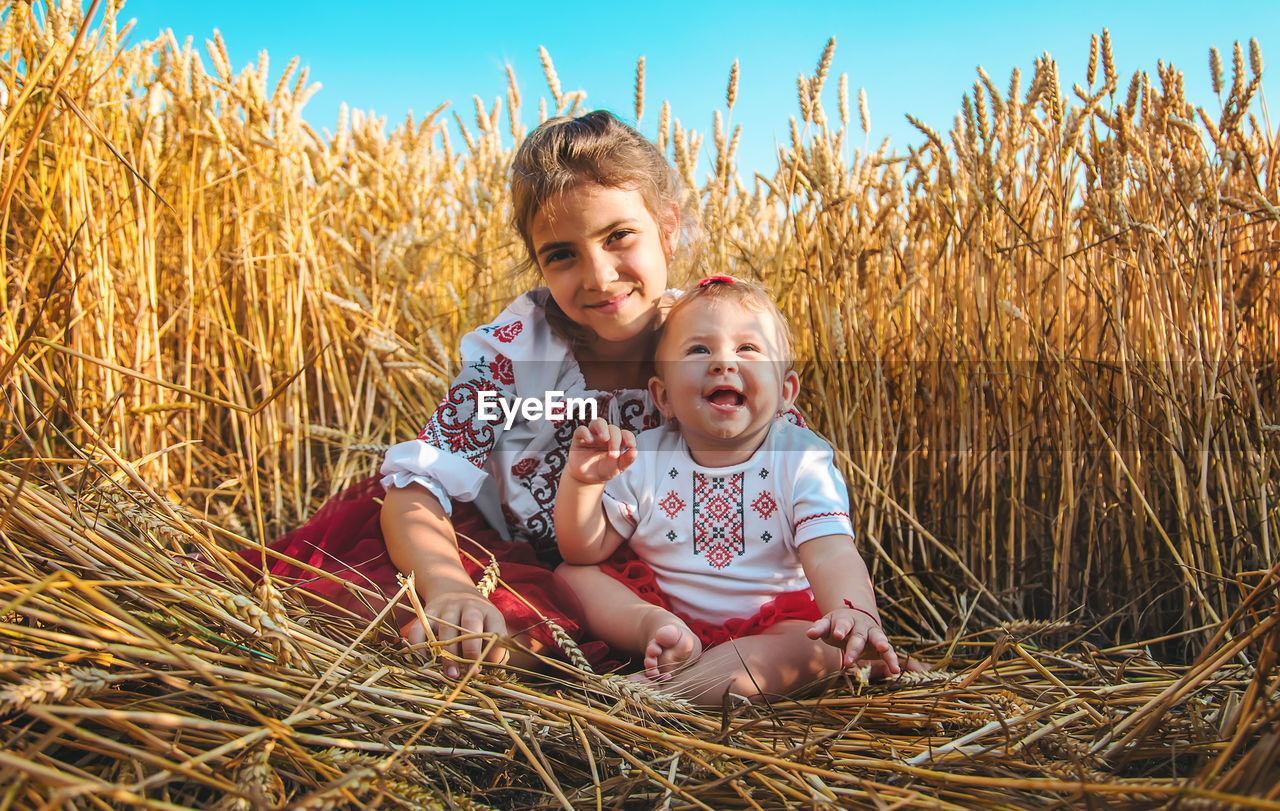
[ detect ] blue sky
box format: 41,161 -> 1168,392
117,1 -> 1277,176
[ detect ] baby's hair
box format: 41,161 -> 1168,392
658,275 -> 795,366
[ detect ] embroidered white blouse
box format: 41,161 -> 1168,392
380,288 -> 663,560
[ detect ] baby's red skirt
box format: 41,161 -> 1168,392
596,545 -> 822,650
231,476 -> 610,668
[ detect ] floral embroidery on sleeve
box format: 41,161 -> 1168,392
415,320 -> 527,469
490,320 -> 524,343
488,353 -> 515,385
417,379 -> 501,466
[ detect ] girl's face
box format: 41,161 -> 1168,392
649,296 -> 800,467
528,184 -> 677,349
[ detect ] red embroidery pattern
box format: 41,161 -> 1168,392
417,379 -> 499,466
795,511 -> 850,529
512,417 -> 586,559
617,395 -> 660,433
511,458 -> 539,479
492,320 -> 523,343
659,491 -> 686,519
751,490 -> 778,520
694,472 -> 744,570
410,318 -> 660,562
784,408 -> 807,428
488,353 -> 514,385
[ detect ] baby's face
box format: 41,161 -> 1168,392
649,297 -> 799,466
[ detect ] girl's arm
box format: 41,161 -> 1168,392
554,418 -> 635,564
381,483 -> 508,678
799,534 -> 901,674
379,304 -> 533,672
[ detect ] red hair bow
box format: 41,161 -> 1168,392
697,275 -> 735,287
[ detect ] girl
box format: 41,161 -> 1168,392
554,277 -> 901,705
244,110 -> 691,677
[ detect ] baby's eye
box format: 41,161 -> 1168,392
685,344 -> 709,356
738,343 -> 760,353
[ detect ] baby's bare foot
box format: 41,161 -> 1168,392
642,622 -> 701,680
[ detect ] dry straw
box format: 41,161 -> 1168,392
2,4 -> 1279,807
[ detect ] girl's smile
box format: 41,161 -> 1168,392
584,291 -> 633,315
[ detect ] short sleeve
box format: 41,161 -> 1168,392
601,472 -> 641,539
790,436 -> 855,545
379,302 -> 530,511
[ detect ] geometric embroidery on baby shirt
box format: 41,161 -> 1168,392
693,472 -> 744,570
659,490 -> 686,519
751,490 -> 777,520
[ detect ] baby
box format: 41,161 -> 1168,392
554,276 -> 899,703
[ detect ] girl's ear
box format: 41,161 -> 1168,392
649,374 -> 674,419
660,203 -> 680,258
780,369 -> 800,411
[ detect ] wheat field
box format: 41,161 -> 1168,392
1,1 -> 1278,807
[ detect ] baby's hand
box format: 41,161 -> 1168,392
565,418 -> 637,485
806,603 -> 901,674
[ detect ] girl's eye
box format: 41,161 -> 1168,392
607,229 -> 635,244
542,249 -> 573,266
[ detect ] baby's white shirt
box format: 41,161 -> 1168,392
602,420 -> 854,623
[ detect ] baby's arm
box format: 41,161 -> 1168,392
554,418 -> 636,564
799,534 -> 901,674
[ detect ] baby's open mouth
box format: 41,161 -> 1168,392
707,388 -> 745,407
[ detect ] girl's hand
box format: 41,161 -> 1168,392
806,606 -> 901,674
402,582 -> 509,679
565,418 -> 637,485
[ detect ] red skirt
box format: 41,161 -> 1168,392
597,545 -> 822,650
232,476 -> 610,668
